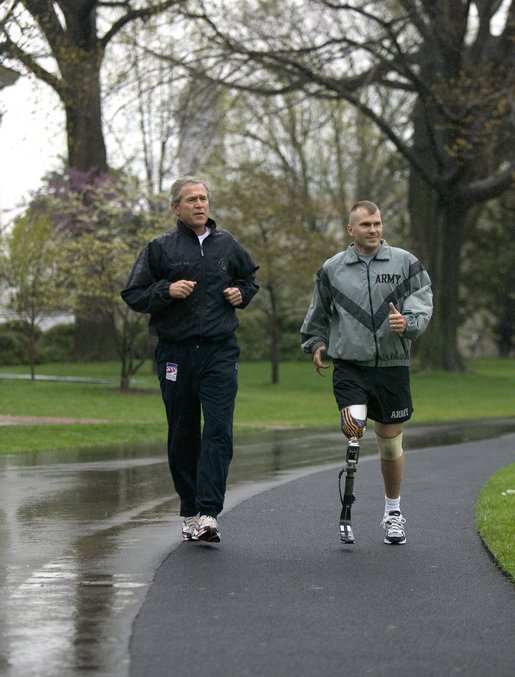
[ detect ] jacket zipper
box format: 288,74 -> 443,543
365,263 -> 379,366
197,231 -> 210,336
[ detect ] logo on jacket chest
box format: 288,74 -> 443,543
375,273 -> 401,285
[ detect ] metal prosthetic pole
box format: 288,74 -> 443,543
338,436 -> 360,543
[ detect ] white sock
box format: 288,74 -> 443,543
385,496 -> 401,515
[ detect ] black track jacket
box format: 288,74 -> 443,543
121,218 -> 259,343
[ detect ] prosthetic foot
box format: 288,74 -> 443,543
338,436 -> 360,543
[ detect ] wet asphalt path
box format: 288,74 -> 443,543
130,434 -> 515,677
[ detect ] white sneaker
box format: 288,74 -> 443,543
182,515 -> 198,542
381,510 -> 406,544
193,515 -> 221,542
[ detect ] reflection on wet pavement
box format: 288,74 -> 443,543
0,446 -> 174,676
1,420 -> 514,676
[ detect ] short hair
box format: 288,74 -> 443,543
349,200 -> 379,224
169,176 -> 210,207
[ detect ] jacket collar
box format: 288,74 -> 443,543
177,217 -> 218,237
345,239 -> 390,263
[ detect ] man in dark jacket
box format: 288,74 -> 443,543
121,176 -> 259,543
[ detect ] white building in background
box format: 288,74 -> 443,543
0,305 -> 74,330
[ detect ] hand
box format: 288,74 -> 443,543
313,345 -> 330,376
223,287 -> 243,306
169,280 -> 197,299
389,302 -> 406,333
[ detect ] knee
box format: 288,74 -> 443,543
341,405 -> 367,439
376,432 -> 404,460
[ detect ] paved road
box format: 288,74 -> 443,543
130,434 -> 515,677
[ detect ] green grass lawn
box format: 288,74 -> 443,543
1,356 -> 514,578
1,356 -> 514,451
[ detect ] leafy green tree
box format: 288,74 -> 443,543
219,167 -> 340,383
27,170 -> 167,386
64,234 -> 155,390
1,213 -> 66,378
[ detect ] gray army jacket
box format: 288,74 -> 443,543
300,240 -> 433,367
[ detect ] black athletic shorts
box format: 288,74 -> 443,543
332,360 -> 413,424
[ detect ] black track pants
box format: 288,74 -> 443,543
156,336 -> 239,518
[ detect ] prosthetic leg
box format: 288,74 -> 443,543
338,405 -> 367,544
338,436 -> 359,543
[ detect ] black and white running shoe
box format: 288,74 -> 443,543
381,510 -> 406,544
193,515 -> 221,542
182,515 -> 198,542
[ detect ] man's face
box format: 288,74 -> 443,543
172,183 -> 209,232
347,208 -> 383,255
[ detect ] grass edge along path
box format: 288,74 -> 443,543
476,463 -> 515,583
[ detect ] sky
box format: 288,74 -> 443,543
0,76 -> 65,229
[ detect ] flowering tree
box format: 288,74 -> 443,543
24,170 -> 168,388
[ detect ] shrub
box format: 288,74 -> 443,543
40,323 -> 76,363
0,321 -> 30,365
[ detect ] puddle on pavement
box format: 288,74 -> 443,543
1,419 -> 514,676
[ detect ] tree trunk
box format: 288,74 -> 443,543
57,25 -> 110,353
52,2 -> 108,173
29,324 -> 37,381
120,367 -> 131,391
407,94 -> 466,372
407,96 -> 489,372
409,185 -> 466,371
64,76 -> 107,173
64,58 -> 110,351
268,286 -> 280,384
73,311 -> 117,361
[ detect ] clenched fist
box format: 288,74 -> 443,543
169,280 -> 197,299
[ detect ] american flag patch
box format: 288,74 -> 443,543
166,362 -> 178,381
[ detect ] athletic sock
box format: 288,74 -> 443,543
384,496 -> 401,516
